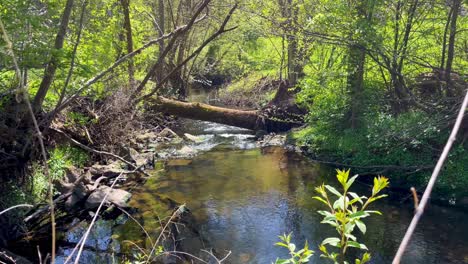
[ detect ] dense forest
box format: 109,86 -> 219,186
0,0 -> 467,263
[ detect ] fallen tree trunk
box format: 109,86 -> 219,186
148,97 -> 303,132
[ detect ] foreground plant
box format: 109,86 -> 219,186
274,233 -> 314,264
274,169 -> 389,264
314,169 -> 389,264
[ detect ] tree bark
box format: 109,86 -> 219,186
148,97 -> 302,132
445,0 -> 461,95
155,0 -> 166,83
33,0 -> 75,111
120,0 -> 135,86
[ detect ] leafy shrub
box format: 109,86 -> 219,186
274,169 -> 388,264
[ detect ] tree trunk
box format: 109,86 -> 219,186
347,45 -> 366,129
120,0 -> 135,86
445,0 -> 461,95
147,97 -> 302,132
33,0 -> 75,112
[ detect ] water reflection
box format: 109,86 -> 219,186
147,146 -> 468,264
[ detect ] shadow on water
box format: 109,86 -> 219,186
141,145 -> 468,264
52,118 -> 468,264
53,119 -> 468,264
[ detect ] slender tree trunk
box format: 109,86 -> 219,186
120,0 -> 135,86
440,8 -> 453,70
445,0 -> 461,95
347,45 -> 366,129
155,0 -> 166,84
286,0 -> 299,86
347,0 -> 371,129
33,0 -> 74,111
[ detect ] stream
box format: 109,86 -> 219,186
52,118 -> 468,264
48,88 -> 468,264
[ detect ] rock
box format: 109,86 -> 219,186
89,162 -> 130,177
124,147 -> 153,167
85,186 -> 132,209
158,127 -> 179,138
55,166 -> 90,194
65,193 -> 82,209
166,159 -> 192,166
183,133 -> 204,143
177,146 -> 197,157
257,134 -> 286,147
74,182 -> 90,199
254,130 -> 268,139
135,131 -> 159,144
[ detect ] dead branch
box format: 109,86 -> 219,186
0,204 -> 34,216
51,128 -> 136,169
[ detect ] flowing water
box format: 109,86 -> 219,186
123,121 -> 468,264
51,89 -> 468,263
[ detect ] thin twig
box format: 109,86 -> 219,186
51,127 -> 136,169
146,205 -> 185,262
0,204 -> 33,216
67,170 -> 128,264
0,18 -> 57,263
116,206 -> 155,249
410,187 -> 419,210
392,89 -> 468,264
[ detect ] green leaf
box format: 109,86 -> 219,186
349,211 -> 369,219
348,192 -> 365,205
372,176 -> 389,195
333,196 -> 349,210
346,241 -> 368,250
355,219 -> 366,234
364,210 -> 382,215
274,258 -> 291,264
313,196 -> 329,206
368,194 -> 388,204
325,185 -> 342,197
322,237 -> 341,247
275,242 -> 289,248
345,174 -> 359,191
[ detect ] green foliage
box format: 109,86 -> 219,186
30,144 -> 88,202
314,169 -> 388,264
274,233 -> 314,264
274,170 -> 388,263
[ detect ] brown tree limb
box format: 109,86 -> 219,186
33,0 -> 75,112
120,0 -> 135,86
147,96 -> 302,132
55,0 -> 88,111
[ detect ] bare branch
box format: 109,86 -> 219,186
49,15 -> 207,118
0,204 -> 33,216
392,89 -> 468,263
0,17 -> 58,263
136,3 -> 239,103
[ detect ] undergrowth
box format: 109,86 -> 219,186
291,110 -> 467,202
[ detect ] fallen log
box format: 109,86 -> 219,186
147,96 -> 303,132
